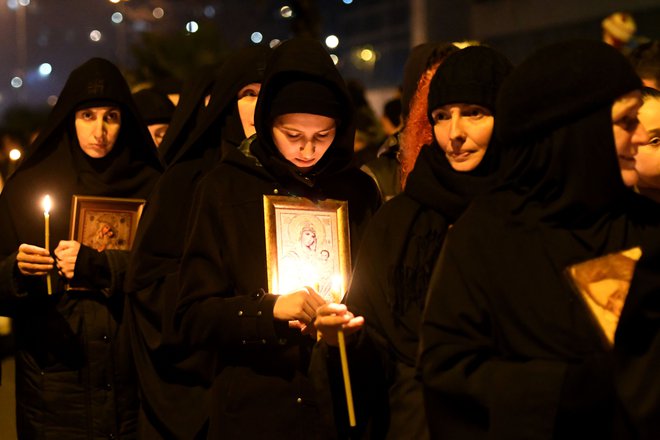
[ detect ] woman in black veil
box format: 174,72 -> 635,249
0,58 -> 161,439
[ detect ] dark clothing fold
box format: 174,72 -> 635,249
124,45 -> 271,439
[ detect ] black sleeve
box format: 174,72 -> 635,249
419,241 -> 568,440
0,252 -> 33,316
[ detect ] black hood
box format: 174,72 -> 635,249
250,38 -> 355,188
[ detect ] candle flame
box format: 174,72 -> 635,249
331,274 -> 343,303
9,148 -> 21,161
42,195 -> 51,214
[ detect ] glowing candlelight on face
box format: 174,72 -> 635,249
42,195 -> 52,295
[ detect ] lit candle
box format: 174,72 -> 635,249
42,195 -> 52,295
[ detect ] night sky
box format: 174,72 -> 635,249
0,0 -> 352,114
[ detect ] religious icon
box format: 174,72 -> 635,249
69,195 -> 145,252
566,247 -> 642,345
263,195 -> 350,302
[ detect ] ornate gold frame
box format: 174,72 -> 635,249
263,195 -> 351,302
69,195 -> 146,252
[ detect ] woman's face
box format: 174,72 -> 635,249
75,106 -> 121,158
612,90 -> 648,187
272,113 -> 336,172
237,83 -> 261,139
431,103 -> 494,172
635,97 -> 660,189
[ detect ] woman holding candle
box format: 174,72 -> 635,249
0,58 -> 161,439
174,38 -> 380,439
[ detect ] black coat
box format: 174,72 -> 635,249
0,58 -> 161,439
175,38 -> 380,439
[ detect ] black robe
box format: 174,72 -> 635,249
174,38 -> 380,439
0,58 -> 162,439
420,42 -> 660,439
124,45 -> 271,440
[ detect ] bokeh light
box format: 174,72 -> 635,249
152,7 -> 164,19
280,6 -> 293,18
38,63 -> 52,76
204,6 -> 216,18
89,30 -> 102,42
330,54 -> 339,65
186,21 -> 199,33
251,32 -> 263,44
111,12 -> 123,23
9,149 -> 21,161
10,77 -> 23,88
360,48 -> 375,62
325,35 -> 339,49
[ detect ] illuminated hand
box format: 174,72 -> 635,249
273,286 -> 326,325
16,243 -> 54,276
314,303 -> 364,347
54,240 -> 82,279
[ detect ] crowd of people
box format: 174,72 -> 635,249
0,13 -> 659,440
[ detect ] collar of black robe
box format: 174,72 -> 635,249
250,37 -> 355,193
404,139 -> 504,223
124,46 -> 272,293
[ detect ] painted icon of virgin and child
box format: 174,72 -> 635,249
278,213 -> 339,302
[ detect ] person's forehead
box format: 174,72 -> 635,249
76,106 -> 121,113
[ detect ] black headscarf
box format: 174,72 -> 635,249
495,40 -> 645,261
157,67 -> 216,166
250,38 -> 355,195
0,58 -> 161,292
133,88 -> 175,125
404,46 -> 513,222
400,43 -> 458,122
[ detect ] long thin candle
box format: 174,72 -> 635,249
337,328 -> 356,427
43,195 -> 52,295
